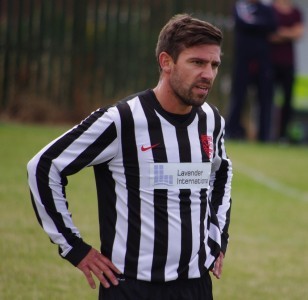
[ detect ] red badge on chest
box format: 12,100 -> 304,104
200,135 -> 213,158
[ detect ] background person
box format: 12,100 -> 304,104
226,0 -> 277,141
27,14 -> 232,300
269,0 -> 304,142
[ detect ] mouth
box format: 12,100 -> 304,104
195,85 -> 209,95
196,85 -> 208,90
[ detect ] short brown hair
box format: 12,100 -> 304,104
155,14 -> 223,71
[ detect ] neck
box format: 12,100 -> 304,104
153,81 -> 193,115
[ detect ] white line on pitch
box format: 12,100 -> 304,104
234,161 -> 308,202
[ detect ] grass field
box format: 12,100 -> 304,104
1,122 -> 308,300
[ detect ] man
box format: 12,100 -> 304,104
226,0 -> 277,141
27,14 -> 233,300
270,0 -> 304,142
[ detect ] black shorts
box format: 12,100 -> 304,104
99,272 -> 213,300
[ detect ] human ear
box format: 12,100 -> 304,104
158,52 -> 173,73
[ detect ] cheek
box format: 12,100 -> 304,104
213,68 -> 219,77
176,67 -> 195,81
173,70 -> 190,88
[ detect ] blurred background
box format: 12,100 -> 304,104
1,2 -> 308,299
0,0 -> 307,140
0,0 -> 234,122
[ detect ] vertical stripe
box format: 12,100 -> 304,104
140,95 -> 169,281
118,102 -> 141,278
176,126 -> 192,279
94,163 -> 117,260
198,188 -> 207,273
205,106 -> 229,261
151,191 -> 168,281
177,189 -> 192,279
196,108 -> 210,271
210,109 -> 224,210
157,116 -> 181,280
210,104 -> 221,159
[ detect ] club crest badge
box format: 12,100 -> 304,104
200,135 -> 213,158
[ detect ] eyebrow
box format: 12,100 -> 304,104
188,57 -> 221,64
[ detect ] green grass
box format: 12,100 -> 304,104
294,75 -> 308,110
1,123 -> 308,300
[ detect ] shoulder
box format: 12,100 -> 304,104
201,102 -> 221,116
198,103 -> 225,128
116,90 -> 151,106
98,90 -> 149,119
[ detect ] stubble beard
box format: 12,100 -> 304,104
170,71 -> 210,108
174,87 -> 208,107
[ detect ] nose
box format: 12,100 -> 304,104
201,65 -> 215,81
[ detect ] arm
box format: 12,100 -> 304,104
209,111 -> 233,255
27,108 -> 120,288
209,125 -> 233,255
270,8 -> 304,43
270,23 -> 304,42
208,115 -> 233,279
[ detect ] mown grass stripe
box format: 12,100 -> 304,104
235,160 -> 308,202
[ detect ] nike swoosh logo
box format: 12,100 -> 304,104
141,143 -> 160,152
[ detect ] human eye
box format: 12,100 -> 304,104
191,59 -> 204,66
212,61 -> 220,69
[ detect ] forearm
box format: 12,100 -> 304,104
27,151 -> 92,266
27,108 -> 117,265
272,24 -> 304,42
210,158 -> 232,253
209,126 -> 233,253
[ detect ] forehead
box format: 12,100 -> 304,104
179,44 -> 221,61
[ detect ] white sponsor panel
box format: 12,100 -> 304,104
149,162 -> 211,189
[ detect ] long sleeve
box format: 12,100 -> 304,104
208,116 -> 233,255
27,108 -> 118,266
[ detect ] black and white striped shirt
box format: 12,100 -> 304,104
27,89 -> 232,282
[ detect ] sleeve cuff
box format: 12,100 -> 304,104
220,233 -> 229,255
61,239 -> 92,266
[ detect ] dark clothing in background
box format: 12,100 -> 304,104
271,7 -> 302,67
271,6 -> 303,139
227,1 -> 277,141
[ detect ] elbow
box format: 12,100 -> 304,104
27,157 -> 37,178
27,154 -> 43,183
